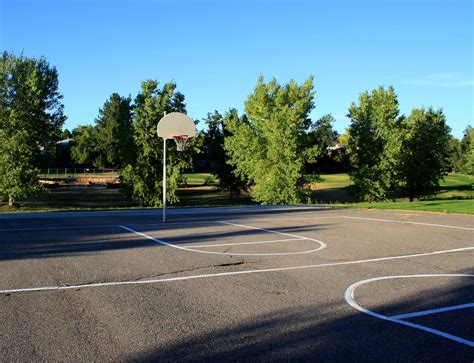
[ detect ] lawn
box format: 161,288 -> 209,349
316,173 -> 473,214
334,199 -> 474,214
181,173 -> 217,187
1,172 -> 472,214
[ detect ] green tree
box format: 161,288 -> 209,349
459,126 -> 473,176
60,128 -> 72,140
306,114 -> 345,173
95,93 -> 134,167
310,114 -> 338,154
0,52 -> 65,206
71,125 -> 102,166
224,76 -> 315,204
121,80 -> 194,206
469,128 -> 474,177
447,135 -> 463,173
399,108 -> 451,201
347,86 -> 402,201
205,109 -> 249,197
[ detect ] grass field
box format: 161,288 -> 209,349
1,172 -> 472,214
316,173 -> 473,214
334,199 -> 474,214
181,173 -> 217,187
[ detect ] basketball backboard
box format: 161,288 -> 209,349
157,112 -> 196,140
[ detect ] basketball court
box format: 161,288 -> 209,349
0,206 -> 472,360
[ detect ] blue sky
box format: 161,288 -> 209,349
1,0 -> 472,138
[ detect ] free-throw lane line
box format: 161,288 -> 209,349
1,247 -> 472,295
119,224 -> 326,256
389,303 -> 474,320
217,221 -> 320,239
187,238 -> 306,248
345,274 -> 474,347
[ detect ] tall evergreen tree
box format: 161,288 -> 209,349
224,76 -> 315,204
0,52 -> 65,206
95,93 -> 134,167
347,86 -> 402,201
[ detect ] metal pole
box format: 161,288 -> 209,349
163,138 -> 167,222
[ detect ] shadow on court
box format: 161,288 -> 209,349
128,271 -> 474,362
0,221 -> 330,261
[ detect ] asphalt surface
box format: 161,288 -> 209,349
0,206 -> 473,361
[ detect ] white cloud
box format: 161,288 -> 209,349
402,73 -> 474,87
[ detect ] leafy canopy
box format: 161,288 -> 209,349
0,52 -> 65,205
225,76 -> 315,204
204,109 -> 249,197
347,86 -> 402,201
399,108 -> 451,200
120,80 -> 197,206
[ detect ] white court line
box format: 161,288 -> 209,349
344,274 -> 474,347
119,225 -> 326,256
240,216 -> 474,231
187,238 -> 305,248
218,221 -> 316,239
389,303 -> 474,320
341,216 -> 474,231
1,247 -> 472,295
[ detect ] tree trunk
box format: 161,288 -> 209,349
8,195 -> 14,207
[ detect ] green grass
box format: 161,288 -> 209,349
333,199 -> 474,214
318,173 -> 473,214
311,173 -> 355,203
181,173 -> 217,186
312,173 -> 353,189
437,174 -> 473,199
1,172 -> 472,215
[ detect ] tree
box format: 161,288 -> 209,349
204,109 -> 249,197
306,114 -> 348,173
120,80 -> 194,206
459,126 -> 473,176
70,125 -> 101,167
224,76 -> 315,204
310,114 -> 338,155
347,86 -> 402,201
60,128 -> 72,140
399,108 -> 451,201
95,93 -> 134,167
0,52 -> 65,206
447,135 -> 463,173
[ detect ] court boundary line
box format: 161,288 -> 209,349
344,274 -> 474,347
1,215 -> 472,232
0,215 -> 474,232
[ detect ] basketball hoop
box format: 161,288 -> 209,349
157,112 -> 196,222
172,135 -> 189,152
